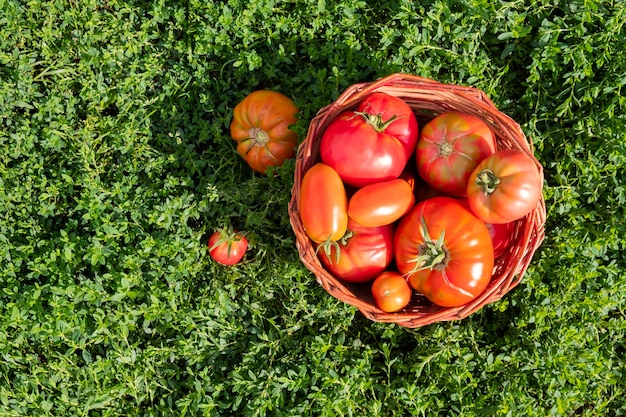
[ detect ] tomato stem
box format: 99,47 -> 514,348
407,216 -> 450,274
475,168 -> 500,195
354,111 -> 402,132
249,127 -> 270,144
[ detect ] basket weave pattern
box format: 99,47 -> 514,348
288,74 -> 546,328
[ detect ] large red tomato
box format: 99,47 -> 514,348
371,271 -> 412,312
317,219 -> 394,283
467,150 -> 543,224
319,93 -> 418,187
394,197 -> 494,307
347,178 -> 415,227
416,112 -> 496,196
356,92 -> 419,161
299,163 -> 348,244
230,90 -> 299,174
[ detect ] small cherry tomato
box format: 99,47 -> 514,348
208,230 -> 248,266
371,271 -> 412,313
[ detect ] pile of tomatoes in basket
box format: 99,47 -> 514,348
298,92 -> 543,312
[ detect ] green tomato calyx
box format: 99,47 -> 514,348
249,127 -> 270,144
354,111 -> 402,133
407,216 -> 450,274
475,168 -> 500,195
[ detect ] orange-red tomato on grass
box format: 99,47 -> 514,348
417,112 -> 496,196
348,178 -> 415,227
371,271 -> 412,312
467,150 -> 543,224
208,230 -> 249,266
230,90 -> 299,174
320,92 -> 419,187
317,218 -> 395,283
299,163 -> 348,244
394,197 -> 494,307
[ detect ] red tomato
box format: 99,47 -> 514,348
457,197 -> 515,259
348,179 -> 415,227
356,92 -> 419,161
417,112 -> 496,196
317,219 -> 394,283
394,197 -> 494,307
208,230 -> 248,266
486,221 -> 515,258
299,163 -> 348,244
320,93 -> 418,187
230,90 -> 299,174
467,150 -> 543,224
371,271 -> 412,313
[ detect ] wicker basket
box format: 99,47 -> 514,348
288,73 -> 546,328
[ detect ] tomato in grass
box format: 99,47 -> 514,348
348,178 -> 415,227
320,92 -> 418,187
371,271 -> 412,313
208,230 -> 249,266
230,90 -> 299,174
417,112 -> 496,196
317,219 -> 395,283
299,163 -> 348,244
394,197 -> 494,307
467,150 -> 543,224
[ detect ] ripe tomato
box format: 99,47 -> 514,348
299,163 -> 348,244
416,112 -> 496,196
356,92 -> 419,161
486,221 -> 515,259
348,178 -> 415,227
394,197 -> 494,307
467,150 -> 543,224
230,90 -> 299,174
317,219 -> 394,283
371,271 -> 412,313
457,197 -> 514,259
319,93 -> 418,187
208,230 -> 248,266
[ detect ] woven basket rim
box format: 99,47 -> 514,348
289,73 -> 546,328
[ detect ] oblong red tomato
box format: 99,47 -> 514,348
348,179 -> 415,227
394,197 -> 494,307
299,163 -> 348,243
371,271 -> 412,312
417,112 -> 496,196
230,90 -> 299,174
318,219 -> 394,283
466,150 -> 543,224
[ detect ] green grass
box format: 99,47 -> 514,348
1,0 -> 625,415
